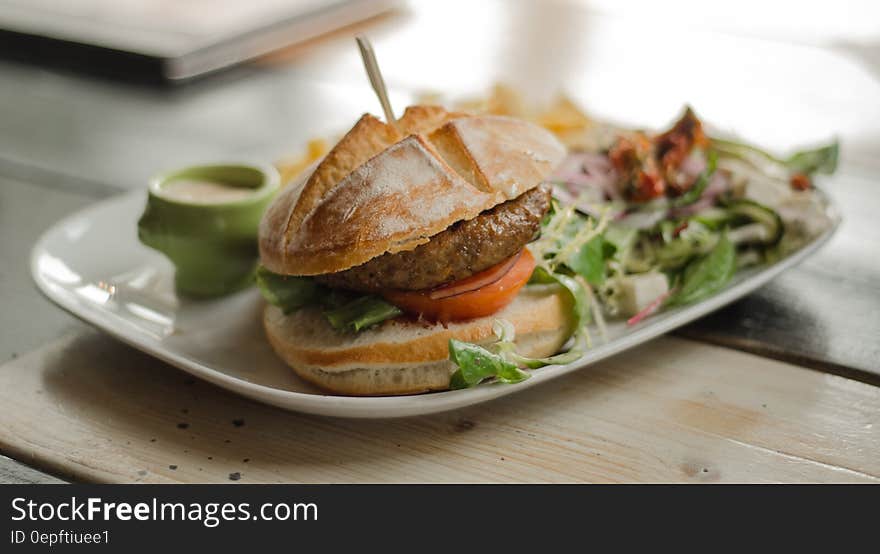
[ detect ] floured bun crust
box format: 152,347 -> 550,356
259,105 -> 566,276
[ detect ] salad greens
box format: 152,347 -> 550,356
255,266 -> 319,313
654,221 -> 719,270
492,319 -> 588,369
448,339 -> 530,389
566,236 -> 616,286
324,296 -> 403,333
449,319 -> 586,389
725,199 -> 783,245
256,266 -> 401,332
712,137 -> 839,176
447,108 -> 838,389
530,267 -> 590,332
667,233 -> 736,306
786,142 -> 839,175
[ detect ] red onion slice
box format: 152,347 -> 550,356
427,251 -> 522,300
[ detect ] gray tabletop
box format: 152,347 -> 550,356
1,0 -> 879,482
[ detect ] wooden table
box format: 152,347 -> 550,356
1,0 -> 878,482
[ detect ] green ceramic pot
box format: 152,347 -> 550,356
137,163 -> 280,298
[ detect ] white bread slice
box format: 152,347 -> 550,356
264,284 -> 573,396
259,105 -> 566,276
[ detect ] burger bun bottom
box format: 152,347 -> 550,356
263,285 -> 573,396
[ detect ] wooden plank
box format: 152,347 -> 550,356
0,455 -> 64,484
0,331 -> 876,483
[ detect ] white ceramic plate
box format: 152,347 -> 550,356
31,189 -> 839,418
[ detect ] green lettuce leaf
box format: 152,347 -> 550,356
655,221 -> 719,270
492,319 -> 586,369
712,137 -> 839,176
256,266 -> 402,332
530,266 -> 590,332
566,236 -> 615,286
785,142 -> 839,175
603,224 -> 638,260
448,266 -> 593,390
531,201 -> 611,277
448,339 -> 530,389
255,266 -> 320,314
323,296 -> 403,333
667,232 -> 735,306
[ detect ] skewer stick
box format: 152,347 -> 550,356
355,35 -> 399,130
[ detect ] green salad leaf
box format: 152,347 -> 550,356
725,199 -> 783,245
255,266 -> 320,314
256,266 -> 401,331
603,224 -> 638,259
712,137 -> 839,176
667,232 -> 735,306
654,221 -> 718,270
324,296 -> 403,333
530,266 -> 590,332
448,264 -> 593,389
448,339 -> 530,389
691,207 -> 731,230
492,319 -> 586,369
532,201 -> 611,276
566,236 -> 615,286
503,342 -> 586,369
785,141 -> 839,175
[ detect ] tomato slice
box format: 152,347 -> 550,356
383,249 -> 536,322
428,251 -> 522,299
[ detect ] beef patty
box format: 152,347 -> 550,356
317,184 -> 551,292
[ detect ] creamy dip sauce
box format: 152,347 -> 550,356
160,179 -> 255,204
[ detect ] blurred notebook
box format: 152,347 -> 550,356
0,0 -> 395,82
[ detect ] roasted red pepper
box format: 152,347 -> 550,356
609,108 -> 710,203
631,170 -> 666,202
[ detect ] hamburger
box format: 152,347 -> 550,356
257,105 -> 575,395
